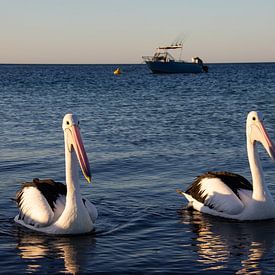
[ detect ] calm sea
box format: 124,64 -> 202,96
1,63 -> 275,274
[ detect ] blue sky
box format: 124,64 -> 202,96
1,0 -> 275,64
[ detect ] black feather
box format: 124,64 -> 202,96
16,178 -> 67,211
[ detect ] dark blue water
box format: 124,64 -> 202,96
1,63 -> 275,273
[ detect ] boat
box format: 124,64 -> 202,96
142,44 -> 208,74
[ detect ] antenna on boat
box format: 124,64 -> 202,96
171,33 -> 186,61
179,44 -> 183,61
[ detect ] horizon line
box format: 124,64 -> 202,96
1,61 -> 275,66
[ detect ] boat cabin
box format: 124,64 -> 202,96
142,44 -> 182,63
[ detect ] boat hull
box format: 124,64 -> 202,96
145,61 -> 204,74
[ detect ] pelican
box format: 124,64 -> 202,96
177,111 -> 275,220
14,113 -> 98,234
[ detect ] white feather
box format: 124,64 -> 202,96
17,186 -> 97,229
18,187 -> 54,227
83,197 -> 98,223
53,195 -> 66,222
199,178 -> 244,215
181,177 -> 244,216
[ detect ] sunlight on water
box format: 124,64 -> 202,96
15,229 -> 97,273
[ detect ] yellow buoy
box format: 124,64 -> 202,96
114,68 -> 121,75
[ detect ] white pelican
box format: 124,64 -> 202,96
177,111 -> 275,220
14,113 -> 98,234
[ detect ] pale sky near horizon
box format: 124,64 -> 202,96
1,0 -> 275,64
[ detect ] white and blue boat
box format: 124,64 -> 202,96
142,44 -> 208,74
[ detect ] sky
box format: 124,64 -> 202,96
1,0 -> 275,64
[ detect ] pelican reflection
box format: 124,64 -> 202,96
179,208 -> 275,273
16,229 -> 96,273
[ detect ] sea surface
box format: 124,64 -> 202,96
1,63 -> 275,274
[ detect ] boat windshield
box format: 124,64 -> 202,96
152,52 -> 175,62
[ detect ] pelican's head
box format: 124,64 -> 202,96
62,113 -> 91,183
246,111 -> 275,160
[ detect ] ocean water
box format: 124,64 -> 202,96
1,63 -> 275,273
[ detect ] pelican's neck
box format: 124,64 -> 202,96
65,147 -> 80,198
247,140 -> 267,201
47,139 -> 92,234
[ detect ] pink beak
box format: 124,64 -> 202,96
68,125 -> 91,183
258,121 -> 275,160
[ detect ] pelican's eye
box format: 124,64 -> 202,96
66,121 -> 70,125
252,117 -> 256,121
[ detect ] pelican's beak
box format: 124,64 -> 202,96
255,120 -> 275,161
67,125 -> 91,183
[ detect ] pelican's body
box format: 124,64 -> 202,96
14,113 -> 97,235
178,111 -> 275,221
